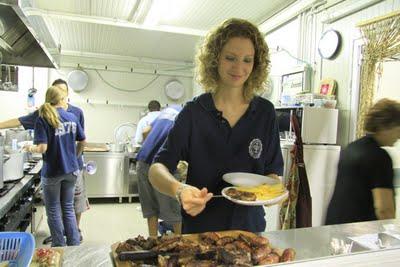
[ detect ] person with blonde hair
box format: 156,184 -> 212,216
25,86 -> 86,246
0,79 -> 89,243
326,98 -> 400,225
149,18 -> 283,233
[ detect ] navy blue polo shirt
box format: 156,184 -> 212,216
19,104 -> 85,169
154,93 -> 283,233
34,108 -> 85,178
137,106 -> 181,164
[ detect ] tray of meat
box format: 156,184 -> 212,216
111,230 -> 296,267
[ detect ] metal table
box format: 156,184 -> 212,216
62,219 -> 400,267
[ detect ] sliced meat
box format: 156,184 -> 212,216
233,240 -> 252,254
216,236 -> 235,246
185,260 -> 218,267
199,232 -> 220,245
257,253 -> 280,265
251,244 -> 272,264
225,188 -> 257,201
218,248 -> 252,266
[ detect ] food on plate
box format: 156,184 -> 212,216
115,232 -> 296,266
225,183 -> 286,201
30,248 -> 61,267
225,188 -> 257,201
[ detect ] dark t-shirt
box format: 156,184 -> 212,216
34,108 -> 85,178
326,135 -> 394,225
19,104 -> 85,169
154,93 -> 283,233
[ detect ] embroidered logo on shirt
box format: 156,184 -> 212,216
249,138 -> 262,159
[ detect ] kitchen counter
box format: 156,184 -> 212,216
61,219 -> 400,267
262,219 -> 400,260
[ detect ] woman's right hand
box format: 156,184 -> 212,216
180,186 -> 213,216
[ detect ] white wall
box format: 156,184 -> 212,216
49,67 -> 193,142
266,0 -> 400,147
0,66 -> 49,134
315,0 -> 400,146
266,18 -> 301,105
375,61 -> 400,102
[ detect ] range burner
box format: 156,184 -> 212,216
0,182 -> 17,197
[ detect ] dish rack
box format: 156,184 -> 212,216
0,232 -> 35,267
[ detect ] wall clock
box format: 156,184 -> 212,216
318,29 -> 341,59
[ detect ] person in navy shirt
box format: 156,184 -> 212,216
136,105 -> 183,236
0,79 -> 89,242
25,85 -> 86,247
149,18 -> 283,234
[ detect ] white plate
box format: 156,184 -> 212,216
221,186 -> 289,206
223,172 -> 279,187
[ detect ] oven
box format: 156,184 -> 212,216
0,180 -> 35,232
0,161 -> 43,233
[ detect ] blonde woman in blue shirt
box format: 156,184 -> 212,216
25,86 -> 86,246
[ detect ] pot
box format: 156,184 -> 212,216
108,143 -> 125,153
3,151 -> 24,181
5,129 -> 30,145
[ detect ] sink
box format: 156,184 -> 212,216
348,232 -> 400,250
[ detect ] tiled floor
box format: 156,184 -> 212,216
34,200 -> 148,248
33,199 -> 282,247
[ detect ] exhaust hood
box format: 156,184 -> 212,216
0,0 -> 59,68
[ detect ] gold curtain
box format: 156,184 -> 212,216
356,10 -> 400,138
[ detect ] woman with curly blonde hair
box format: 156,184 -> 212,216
149,18 -> 283,233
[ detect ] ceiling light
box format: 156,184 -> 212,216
143,0 -> 187,26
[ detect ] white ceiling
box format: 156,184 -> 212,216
23,0 -> 296,67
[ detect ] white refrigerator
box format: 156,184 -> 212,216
264,107 -> 341,231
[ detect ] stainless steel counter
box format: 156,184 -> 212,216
84,152 -> 128,199
262,219 -> 400,260
84,151 -> 138,202
61,219 -> 400,267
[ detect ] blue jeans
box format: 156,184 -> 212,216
42,173 -> 80,247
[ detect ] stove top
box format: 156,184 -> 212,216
0,182 -> 17,197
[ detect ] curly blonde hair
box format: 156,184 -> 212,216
195,18 -> 270,101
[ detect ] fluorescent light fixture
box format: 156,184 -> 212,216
143,0 -> 187,26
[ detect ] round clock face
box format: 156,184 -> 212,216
318,30 -> 341,59
165,80 -> 184,100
